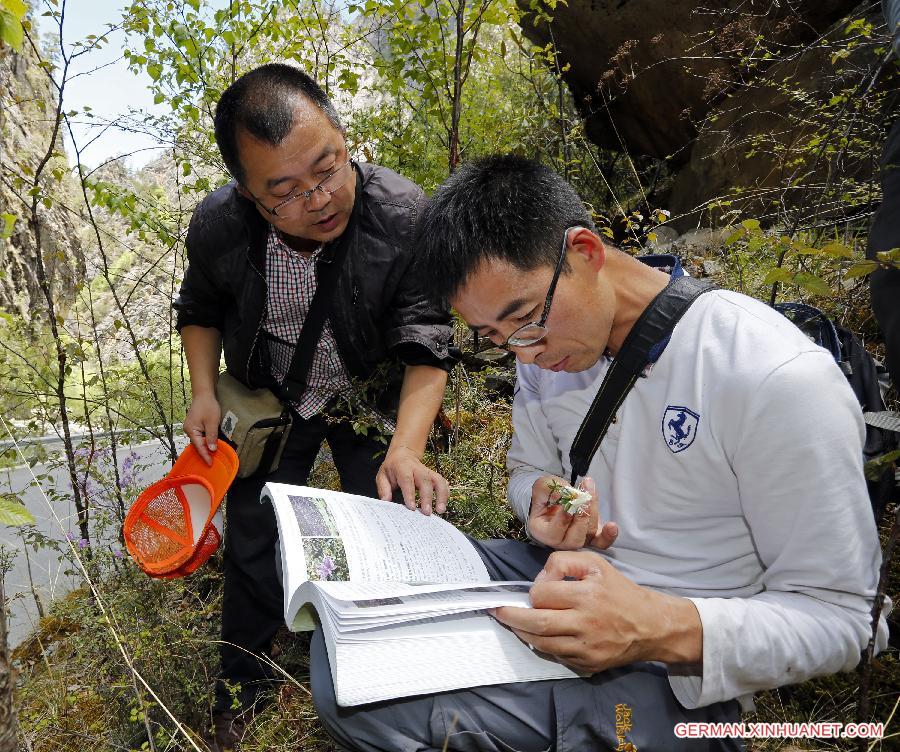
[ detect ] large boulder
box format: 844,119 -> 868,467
518,0 -> 887,224
667,2 -> 891,224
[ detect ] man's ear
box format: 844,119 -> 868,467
569,228 -> 607,273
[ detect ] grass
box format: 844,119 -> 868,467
11,347 -> 900,751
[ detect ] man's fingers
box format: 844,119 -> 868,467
375,468 -> 394,502
434,475 -> 450,514
534,550 -> 607,584
527,515 -> 562,549
511,631 -> 597,670
588,521 -> 619,550
492,604 -> 579,637
187,427 -> 213,466
557,509 -> 593,550
398,472 -> 417,511
580,476 -> 600,540
417,475 -> 434,516
202,417 -> 218,453
528,578 -> 598,611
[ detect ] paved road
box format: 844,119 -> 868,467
0,435 -> 186,647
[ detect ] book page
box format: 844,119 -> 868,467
311,581 -> 533,631
263,483 -> 490,629
332,614 -> 579,706
319,580 -> 530,614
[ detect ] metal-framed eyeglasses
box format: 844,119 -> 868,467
500,226 -> 577,349
253,159 -> 353,219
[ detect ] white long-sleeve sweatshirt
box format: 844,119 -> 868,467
507,289 -> 889,710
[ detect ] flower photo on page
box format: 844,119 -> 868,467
303,537 -> 350,581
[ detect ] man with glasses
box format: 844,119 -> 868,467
308,155 -> 887,751
173,63 -> 455,749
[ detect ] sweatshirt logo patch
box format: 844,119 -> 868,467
662,406 -> 699,453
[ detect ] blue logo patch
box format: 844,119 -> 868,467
662,406 -> 700,453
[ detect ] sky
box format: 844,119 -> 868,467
36,0 -> 166,169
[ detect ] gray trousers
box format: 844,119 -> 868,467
310,540 -> 743,752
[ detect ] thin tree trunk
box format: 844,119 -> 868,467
856,503 -> 900,733
0,574 -> 18,752
20,533 -> 44,621
23,2 -> 91,545
448,0 -> 466,174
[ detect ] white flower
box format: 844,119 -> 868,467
547,480 -> 591,516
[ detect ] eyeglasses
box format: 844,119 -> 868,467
253,160 -> 353,219
501,226 -> 577,349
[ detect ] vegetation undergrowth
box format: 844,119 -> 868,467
1,0 -> 897,748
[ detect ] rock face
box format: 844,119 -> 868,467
0,42 -> 84,318
518,0 -> 886,224
666,4 -> 889,225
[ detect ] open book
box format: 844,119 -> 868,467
263,483 -> 578,706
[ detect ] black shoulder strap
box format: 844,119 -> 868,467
568,275 -> 715,484
278,166 -> 361,403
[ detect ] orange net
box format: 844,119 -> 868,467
124,476 -> 213,576
124,443 -> 239,579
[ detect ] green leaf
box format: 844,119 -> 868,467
762,267 -> 793,285
0,213 -> 15,239
819,242 -> 852,259
793,272 -> 832,296
0,9 -> 24,51
864,449 -> 900,481
740,218 -> 761,232
723,229 -> 745,246
0,495 -> 35,526
843,260 -> 879,279
3,0 -> 26,17
747,236 -> 766,254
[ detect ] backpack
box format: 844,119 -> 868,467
775,302 -> 897,519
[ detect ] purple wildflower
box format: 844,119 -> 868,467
113,549 -> 123,559
317,555 -> 336,580
66,531 -> 77,542
78,537 -> 89,549
120,450 -> 141,488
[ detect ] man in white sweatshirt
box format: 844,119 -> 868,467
309,155 -> 889,751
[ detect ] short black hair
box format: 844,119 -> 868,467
415,155 -> 595,306
214,63 -> 343,184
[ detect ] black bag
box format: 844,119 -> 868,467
775,302 -> 896,519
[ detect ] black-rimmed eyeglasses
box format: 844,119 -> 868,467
252,160 -> 352,219
501,226 -> 577,349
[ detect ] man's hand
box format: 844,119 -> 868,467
528,476 -> 618,550
491,550 -> 703,673
183,392 -> 221,465
375,446 -> 450,515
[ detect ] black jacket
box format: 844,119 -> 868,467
173,162 -> 456,414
